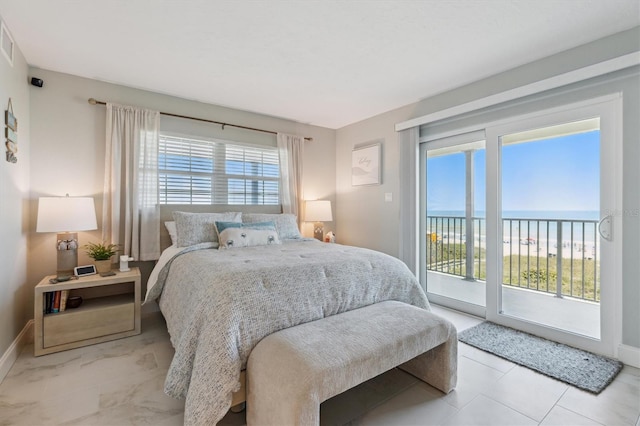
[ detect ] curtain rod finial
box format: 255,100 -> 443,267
88,98 -> 97,105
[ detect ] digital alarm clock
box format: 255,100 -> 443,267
74,265 -> 97,277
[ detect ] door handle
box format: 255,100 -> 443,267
598,215 -> 612,241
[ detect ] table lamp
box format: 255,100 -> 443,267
305,200 -> 332,241
36,195 -> 98,279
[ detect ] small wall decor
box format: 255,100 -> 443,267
5,98 -> 17,163
352,142 -> 381,186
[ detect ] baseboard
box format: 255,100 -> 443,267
618,344 -> 640,368
0,320 -> 33,383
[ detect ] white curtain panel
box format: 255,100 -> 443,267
277,133 -> 304,225
398,127 -> 419,274
102,103 -> 161,261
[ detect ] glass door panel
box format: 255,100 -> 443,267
424,137 -> 486,313
483,96 -> 621,357
499,119 -> 601,339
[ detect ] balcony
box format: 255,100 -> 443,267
426,215 -> 600,338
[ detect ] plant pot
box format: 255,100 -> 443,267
94,259 -> 112,274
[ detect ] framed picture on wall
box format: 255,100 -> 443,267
352,142 -> 381,186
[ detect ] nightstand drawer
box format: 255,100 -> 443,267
43,300 -> 134,348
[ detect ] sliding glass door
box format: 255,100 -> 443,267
422,95 -> 622,356
485,96 -> 621,356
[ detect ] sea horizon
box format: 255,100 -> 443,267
426,209 -> 600,247
427,210 -> 600,221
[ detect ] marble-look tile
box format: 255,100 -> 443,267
359,382 -> 458,425
2,309 -> 638,426
442,355 -> 505,409
481,366 -> 568,422
42,350 -> 158,397
320,369 -> 415,426
540,406 -> 604,426
557,372 -> 640,426
440,394 -> 537,426
430,304 -> 484,331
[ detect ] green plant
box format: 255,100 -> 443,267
84,242 -> 120,260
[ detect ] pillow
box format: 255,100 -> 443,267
218,227 -> 281,249
164,221 -> 177,245
242,214 -> 302,240
173,211 -> 242,247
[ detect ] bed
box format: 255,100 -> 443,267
144,209 -> 431,425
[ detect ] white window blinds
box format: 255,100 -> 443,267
158,135 -> 280,205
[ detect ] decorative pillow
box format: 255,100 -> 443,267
242,214 -> 302,240
218,228 -> 281,249
164,221 -> 177,245
173,211 -> 242,247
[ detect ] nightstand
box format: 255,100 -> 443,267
34,267 -> 141,356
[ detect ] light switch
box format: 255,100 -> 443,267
385,193 -> 393,202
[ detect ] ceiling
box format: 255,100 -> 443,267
0,1 -> 638,129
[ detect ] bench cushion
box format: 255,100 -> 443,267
247,300 -> 457,425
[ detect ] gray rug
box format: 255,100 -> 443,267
458,322 -> 622,393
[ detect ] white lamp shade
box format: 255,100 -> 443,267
305,200 -> 332,222
36,197 -> 98,232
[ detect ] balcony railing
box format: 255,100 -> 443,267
426,215 -> 600,302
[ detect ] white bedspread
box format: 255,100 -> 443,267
145,240 -> 430,425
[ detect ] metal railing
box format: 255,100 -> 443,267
426,215 -> 600,302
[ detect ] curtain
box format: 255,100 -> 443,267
102,103 -> 161,261
398,127 -> 419,275
277,133 -> 304,225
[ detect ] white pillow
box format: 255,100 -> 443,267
173,211 -> 242,247
218,227 -> 281,249
164,221 -> 177,245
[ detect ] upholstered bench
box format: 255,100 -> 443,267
246,300 -> 457,426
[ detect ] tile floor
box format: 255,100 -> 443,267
0,305 -> 638,426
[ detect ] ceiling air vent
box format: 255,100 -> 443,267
1,21 -> 14,66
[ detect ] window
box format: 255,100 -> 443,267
158,135 -> 279,205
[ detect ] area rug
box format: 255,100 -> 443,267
457,322 -> 622,393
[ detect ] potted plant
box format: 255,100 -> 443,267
84,242 -> 120,274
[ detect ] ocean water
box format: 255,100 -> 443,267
427,210 -> 600,246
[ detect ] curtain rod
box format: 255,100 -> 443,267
87,98 -> 312,141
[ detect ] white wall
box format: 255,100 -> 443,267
0,15 -> 30,356
336,27 -> 640,349
27,68 -> 336,305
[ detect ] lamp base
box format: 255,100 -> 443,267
56,232 -> 78,279
313,222 -> 324,241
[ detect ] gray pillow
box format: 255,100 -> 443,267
242,213 -> 302,240
173,211 -> 242,247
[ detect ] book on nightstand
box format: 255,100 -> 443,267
44,292 -> 52,314
59,290 -> 69,312
52,291 -> 61,313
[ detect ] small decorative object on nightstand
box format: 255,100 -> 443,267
324,231 -> 336,243
83,241 -> 120,274
34,267 -> 141,356
305,200 -> 333,241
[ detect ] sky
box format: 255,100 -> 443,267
426,130 -> 600,216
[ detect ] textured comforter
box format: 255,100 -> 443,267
147,240 -> 430,425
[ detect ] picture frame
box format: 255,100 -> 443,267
352,142 -> 381,186
5,127 -> 17,143
5,109 -> 16,131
